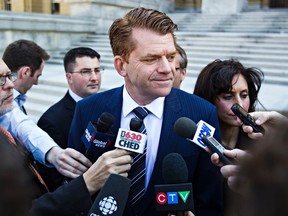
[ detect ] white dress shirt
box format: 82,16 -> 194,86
121,86 -> 164,188
0,102 -> 58,166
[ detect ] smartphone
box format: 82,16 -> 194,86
201,135 -> 233,165
231,103 -> 265,134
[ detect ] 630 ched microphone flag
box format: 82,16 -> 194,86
114,117 -> 147,154
88,174 -> 131,216
82,112 -> 115,163
154,153 -> 194,215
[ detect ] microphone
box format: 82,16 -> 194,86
154,153 -> 194,216
174,117 -> 233,165
88,174 -> 131,216
174,117 -> 215,149
82,112 -> 116,163
114,117 -> 147,154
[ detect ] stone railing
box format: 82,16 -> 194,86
0,10 -> 97,55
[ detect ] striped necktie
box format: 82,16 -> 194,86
0,125 -> 49,192
128,106 -> 149,207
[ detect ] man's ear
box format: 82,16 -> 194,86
66,72 -> 72,84
114,56 -> 127,77
18,66 -> 30,79
181,68 -> 187,81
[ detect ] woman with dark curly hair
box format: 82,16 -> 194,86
194,59 -> 264,216
194,59 -> 264,150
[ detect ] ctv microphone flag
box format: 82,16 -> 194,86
155,153 -> 194,213
88,174 -> 131,216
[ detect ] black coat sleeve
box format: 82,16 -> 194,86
29,176 -> 93,216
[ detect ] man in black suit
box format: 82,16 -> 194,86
37,47 -> 103,190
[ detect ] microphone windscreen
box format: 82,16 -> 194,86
174,117 -> 197,139
162,153 -> 188,184
130,117 -> 142,132
97,112 -> 115,133
88,174 -> 131,216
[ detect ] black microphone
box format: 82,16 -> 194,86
82,112 -> 116,163
154,153 -> 194,216
174,117 -> 233,165
88,174 -> 131,216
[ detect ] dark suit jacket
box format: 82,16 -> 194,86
68,86 -> 224,216
38,91 -> 76,149
0,129 -> 92,216
37,91 -> 76,191
29,176 -> 92,216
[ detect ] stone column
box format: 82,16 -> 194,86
201,0 -> 248,14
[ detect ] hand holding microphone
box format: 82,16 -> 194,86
83,148 -> 133,195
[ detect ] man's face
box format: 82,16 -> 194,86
0,59 -> 15,115
121,28 -> 176,105
17,60 -> 44,94
66,56 -> 102,98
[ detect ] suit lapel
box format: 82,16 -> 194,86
103,86 -> 124,135
138,89 -> 184,214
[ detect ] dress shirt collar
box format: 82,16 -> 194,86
68,89 -> 83,102
13,89 -> 27,108
122,85 -> 164,119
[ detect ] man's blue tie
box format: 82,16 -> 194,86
128,106 -> 149,207
16,94 -> 27,115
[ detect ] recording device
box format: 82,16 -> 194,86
201,135 -> 233,165
231,103 -> 264,134
88,174 -> 131,216
114,117 -> 147,154
174,117 -> 233,165
154,153 -> 194,215
82,112 -> 116,163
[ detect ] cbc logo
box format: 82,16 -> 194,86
99,196 -> 118,215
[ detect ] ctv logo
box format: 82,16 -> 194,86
156,191 -> 190,205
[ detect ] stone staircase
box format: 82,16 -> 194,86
25,8 -> 288,122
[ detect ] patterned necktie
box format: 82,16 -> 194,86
0,125 -> 49,192
128,106 -> 149,207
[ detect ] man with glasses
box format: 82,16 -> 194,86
173,43 -> 187,89
37,47 -> 103,190
0,56 -> 92,188
3,39 -> 50,114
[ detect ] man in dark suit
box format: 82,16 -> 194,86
37,47 -> 103,190
68,7 -> 223,216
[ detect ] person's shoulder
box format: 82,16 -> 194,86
79,86 -> 123,106
171,88 -> 215,108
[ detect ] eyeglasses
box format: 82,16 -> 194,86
70,68 -> 104,77
0,72 -> 17,86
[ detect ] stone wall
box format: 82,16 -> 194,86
0,11 -> 96,56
